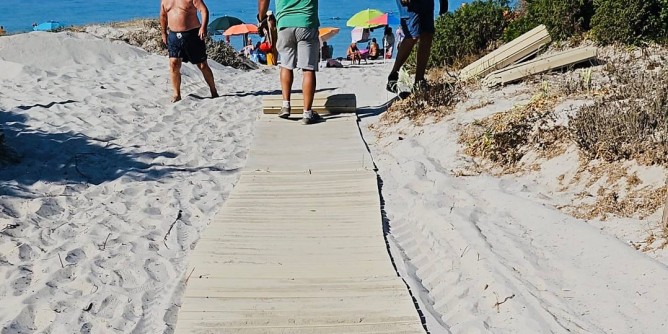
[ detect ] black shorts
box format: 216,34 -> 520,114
167,27 -> 207,64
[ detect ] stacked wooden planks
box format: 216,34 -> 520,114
483,46 -> 598,87
459,25 -> 551,81
262,93 -> 357,115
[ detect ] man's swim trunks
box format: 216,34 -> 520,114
397,0 -> 436,39
167,27 -> 207,64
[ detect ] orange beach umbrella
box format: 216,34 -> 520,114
223,23 -> 258,36
319,27 -> 340,43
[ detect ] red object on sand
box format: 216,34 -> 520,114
259,41 -> 272,53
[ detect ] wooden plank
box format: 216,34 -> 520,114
176,319 -> 424,334
483,46 -> 598,86
244,115 -> 375,172
262,93 -> 357,114
459,24 -> 551,81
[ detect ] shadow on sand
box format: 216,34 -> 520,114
0,107 -> 236,197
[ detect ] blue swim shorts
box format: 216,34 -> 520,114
399,0 -> 435,39
167,27 -> 207,64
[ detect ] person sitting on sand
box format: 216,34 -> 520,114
160,0 -> 218,102
368,38 -> 380,60
0,26 -> 5,36
321,41 -> 331,60
346,42 -> 362,64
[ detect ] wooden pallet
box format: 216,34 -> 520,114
483,46 -> 598,86
459,24 -> 551,81
262,93 -> 357,114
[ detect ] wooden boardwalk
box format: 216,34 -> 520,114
175,114 -> 425,333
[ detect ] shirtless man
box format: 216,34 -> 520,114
160,0 -> 218,102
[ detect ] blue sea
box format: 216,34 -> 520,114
0,0 -> 469,58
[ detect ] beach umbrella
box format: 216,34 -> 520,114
223,23 -> 258,36
346,8 -> 384,28
208,16 -> 243,34
319,27 -> 340,43
351,27 -> 371,43
33,21 -> 63,32
367,13 -> 401,27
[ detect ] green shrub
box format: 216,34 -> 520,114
503,0 -> 593,42
409,0 -> 509,69
502,14 -> 537,42
591,0 -> 665,45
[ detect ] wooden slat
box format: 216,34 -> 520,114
244,115 -> 375,172
262,93 -> 357,114
483,46 -> 598,86
459,24 -> 551,81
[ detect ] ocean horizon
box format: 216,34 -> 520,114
0,0 -> 467,58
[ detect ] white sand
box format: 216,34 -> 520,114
2,30 -> 668,334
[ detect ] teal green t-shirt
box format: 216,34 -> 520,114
275,0 -> 320,29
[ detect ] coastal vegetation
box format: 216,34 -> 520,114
391,0 -> 668,229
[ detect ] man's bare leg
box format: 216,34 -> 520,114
169,58 -> 182,102
302,69 -> 316,111
196,61 -> 219,98
391,37 -> 418,74
387,37 -> 418,92
415,33 -> 434,83
280,67 -> 294,103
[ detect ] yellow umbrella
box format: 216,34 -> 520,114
319,27 -> 340,43
346,8 -> 384,28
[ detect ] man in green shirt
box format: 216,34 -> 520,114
258,0 -> 321,124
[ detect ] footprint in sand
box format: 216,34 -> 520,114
18,244 -> 35,261
12,265 -> 33,296
80,322 -> 93,333
144,258 -> 169,283
95,294 -> 122,319
65,248 -> 87,265
35,198 -> 65,218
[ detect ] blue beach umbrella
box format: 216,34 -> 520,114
33,21 -> 63,32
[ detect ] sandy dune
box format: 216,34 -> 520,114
2,30 -> 668,334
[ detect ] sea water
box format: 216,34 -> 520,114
0,0 -> 462,58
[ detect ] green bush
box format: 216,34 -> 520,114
502,14 -> 537,42
414,0 -> 509,69
591,0 -> 665,45
503,0 -> 593,42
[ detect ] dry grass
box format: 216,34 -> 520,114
459,88 -> 564,169
568,186 -> 666,221
568,64 -> 668,165
381,78 -> 466,125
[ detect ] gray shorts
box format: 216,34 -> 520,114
277,27 -> 319,71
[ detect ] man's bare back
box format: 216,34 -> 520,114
161,0 -> 202,32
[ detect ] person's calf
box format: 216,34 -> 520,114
197,62 -> 219,98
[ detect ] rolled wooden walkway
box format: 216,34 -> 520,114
175,114 -> 425,333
